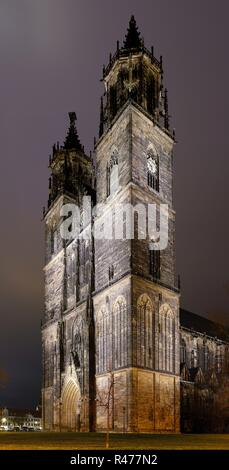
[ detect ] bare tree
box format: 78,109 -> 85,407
96,373 -> 123,449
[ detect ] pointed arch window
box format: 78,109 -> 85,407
147,146 -> 159,191
159,304 -> 175,373
96,304 -> 114,374
96,307 -> 107,374
136,294 -> 154,369
112,296 -> 127,369
107,148 -> 119,196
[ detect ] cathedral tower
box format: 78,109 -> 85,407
42,16 -> 180,433
42,113 -> 96,431
94,16 -> 180,432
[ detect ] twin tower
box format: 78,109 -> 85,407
42,16 -> 180,432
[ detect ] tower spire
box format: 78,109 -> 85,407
123,15 -> 142,49
64,112 -> 83,151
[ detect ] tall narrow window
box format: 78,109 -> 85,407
96,308 -> 107,374
112,296 -> 127,369
180,338 -> 187,364
107,148 -> 119,196
147,147 -> 159,191
158,304 -> 175,373
136,294 -> 154,369
150,249 -> 160,280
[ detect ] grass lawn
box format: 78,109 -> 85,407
0,432 -> 228,450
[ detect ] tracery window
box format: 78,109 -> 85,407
136,294 -> 154,368
158,304 -> 175,373
112,296 -> 127,369
96,306 -> 112,374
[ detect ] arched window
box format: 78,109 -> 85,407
159,304 -> 175,373
96,307 -> 107,374
96,304 -> 114,374
112,296 -> 127,369
137,294 -> 154,368
107,148 -> 119,196
147,145 -> 159,191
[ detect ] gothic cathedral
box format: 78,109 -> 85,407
42,17 -> 229,433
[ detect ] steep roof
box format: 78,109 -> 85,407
123,15 -> 142,49
180,308 -> 229,342
64,112 -> 83,151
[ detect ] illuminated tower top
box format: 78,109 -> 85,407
99,15 -> 171,138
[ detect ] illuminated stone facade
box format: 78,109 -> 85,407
41,17 -> 229,433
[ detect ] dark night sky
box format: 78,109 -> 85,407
0,0 -> 229,409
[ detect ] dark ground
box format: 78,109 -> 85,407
0,432 -> 228,450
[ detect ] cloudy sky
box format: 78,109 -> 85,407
0,0 -> 228,408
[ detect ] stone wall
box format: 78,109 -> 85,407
96,368 -> 180,432
180,327 -> 229,432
